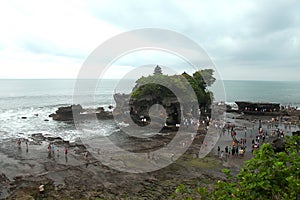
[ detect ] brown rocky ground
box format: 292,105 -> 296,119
2,111 -> 296,199
0,130 -> 226,200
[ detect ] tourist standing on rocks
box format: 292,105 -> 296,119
57,148 -> 59,158
217,146 -> 220,156
51,143 -> 55,154
84,151 -> 89,160
225,146 -> 228,158
47,143 -> 51,153
64,146 -> 68,163
39,184 -> 45,197
25,140 -> 28,153
220,150 -> 224,158
16,139 -> 21,148
64,146 -> 68,156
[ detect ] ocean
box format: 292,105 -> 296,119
223,80 -> 300,106
0,79 -> 299,142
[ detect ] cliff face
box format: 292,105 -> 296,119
130,95 -> 181,125
113,93 -> 201,125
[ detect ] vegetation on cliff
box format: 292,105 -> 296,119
130,66 -> 215,110
172,135 -> 300,200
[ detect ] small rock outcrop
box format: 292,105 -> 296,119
0,173 -> 9,184
50,105 -> 113,121
271,138 -> 285,153
50,104 -> 83,121
292,130 -> 300,136
96,107 -> 113,120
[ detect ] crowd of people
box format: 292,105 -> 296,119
217,119 -> 288,160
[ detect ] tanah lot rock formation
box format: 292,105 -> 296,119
113,65 -> 215,126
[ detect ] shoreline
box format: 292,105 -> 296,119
0,130 -> 225,199
0,106 -> 299,198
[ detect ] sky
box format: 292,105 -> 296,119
0,0 -> 299,80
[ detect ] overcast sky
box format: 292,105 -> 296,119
0,0 -> 299,80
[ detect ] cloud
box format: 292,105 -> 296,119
0,0 -> 122,78
245,0 -> 300,36
0,0 -> 299,80
84,0 -> 300,80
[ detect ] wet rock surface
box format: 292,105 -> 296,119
50,104 -> 83,121
50,105 -> 113,121
0,131 -> 224,199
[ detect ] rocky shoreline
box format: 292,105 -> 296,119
0,129 -> 226,199
1,103 -> 300,199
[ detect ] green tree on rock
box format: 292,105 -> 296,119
195,69 -> 216,87
131,67 -> 215,111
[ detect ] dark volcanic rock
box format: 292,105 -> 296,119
30,133 -> 69,146
31,133 -> 46,141
271,138 -> 285,153
292,130 -> 300,136
0,173 -> 9,184
50,105 -> 113,121
96,107 -> 113,120
50,104 -> 83,121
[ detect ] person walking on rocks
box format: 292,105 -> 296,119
217,146 -> 220,156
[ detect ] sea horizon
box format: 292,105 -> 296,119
0,78 -> 299,142
1,78 -> 300,82
1,79 -> 299,103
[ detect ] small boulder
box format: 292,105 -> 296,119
271,138 -> 285,153
0,173 -> 9,184
50,104 -> 83,121
292,130 -> 300,136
